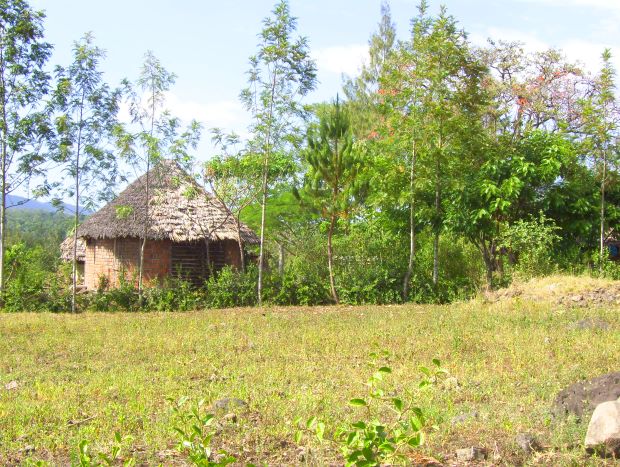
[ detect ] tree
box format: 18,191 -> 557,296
206,129 -> 262,272
298,97 -> 366,303
116,51 -> 201,298
52,33 -> 121,312
0,0 -> 53,297
579,49 -> 618,271
378,1 -> 433,300
241,0 -> 317,305
343,1 -> 396,139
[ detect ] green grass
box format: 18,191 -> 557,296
1,289 -> 619,465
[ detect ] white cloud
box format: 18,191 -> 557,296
163,93 -> 248,131
117,93 -> 249,134
471,27 -> 620,75
470,27 -> 550,53
516,0 -> 620,12
312,44 -> 369,76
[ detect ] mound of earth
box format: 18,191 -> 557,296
486,275 -> 620,307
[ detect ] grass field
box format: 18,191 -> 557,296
1,276 -> 619,465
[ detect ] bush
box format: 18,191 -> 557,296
204,265 -> 258,308
2,242 -> 74,312
500,213 -> 561,280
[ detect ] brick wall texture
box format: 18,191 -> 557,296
84,238 -> 172,290
84,237 -> 243,290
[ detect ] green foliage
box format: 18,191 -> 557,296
2,242 -> 73,312
168,397 -> 236,466
295,353 -> 447,467
204,265 -> 258,308
74,432 -> 135,466
499,214 -> 561,279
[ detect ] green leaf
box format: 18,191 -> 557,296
294,431 -> 303,444
392,398 -> 404,412
378,366 -> 392,374
349,398 -> 368,407
351,421 -> 367,429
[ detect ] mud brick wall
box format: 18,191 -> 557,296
84,238 -> 172,290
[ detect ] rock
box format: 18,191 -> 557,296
442,376 -> 460,390
568,318 -> 610,331
552,372 -> 620,419
222,412 -> 238,423
515,432 -> 543,454
455,447 -> 487,462
585,399 -> 620,458
570,295 -> 584,302
211,398 -> 248,412
450,411 -> 479,426
4,380 -> 18,391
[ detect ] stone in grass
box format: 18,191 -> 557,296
568,318 -> 610,331
515,432 -> 544,454
552,372 -> 620,419
455,447 -> 487,462
4,380 -> 18,391
211,398 -> 248,413
450,411 -> 479,426
585,399 -> 620,458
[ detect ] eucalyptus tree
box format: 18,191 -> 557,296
378,1 -> 432,299
579,50 -> 619,270
419,7 -> 487,288
116,51 -> 201,298
0,0 -> 53,296
298,98 -> 366,304
343,1 -> 396,139
53,33 -> 121,312
241,0 -> 317,305
206,129 -> 262,272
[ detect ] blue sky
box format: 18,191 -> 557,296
32,0 -> 620,162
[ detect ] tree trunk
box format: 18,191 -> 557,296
236,215 -> 245,273
403,139 -> 417,301
278,242 -> 284,277
0,164 -> 5,302
257,72 -> 277,306
599,151 -> 606,273
257,177 -> 268,305
327,213 -> 339,304
481,242 -> 494,291
72,92 -> 85,313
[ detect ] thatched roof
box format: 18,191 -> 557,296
60,236 -> 86,262
77,160 -> 259,244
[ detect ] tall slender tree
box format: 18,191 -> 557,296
52,33 -> 121,312
579,49 -> 618,271
343,1 -> 396,139
206,129 -> 261,272
241,0 -> 317,305
0,0 -> 53,297
379,1 -> 432,299
116,52 -> 201,299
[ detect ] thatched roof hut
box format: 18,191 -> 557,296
71,160 -> 259,290
60,236 -> 86,262
78,159 -> 258,244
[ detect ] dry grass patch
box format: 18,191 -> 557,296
0,286 -> 619,465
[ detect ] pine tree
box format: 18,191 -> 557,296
299,97 -> 366,303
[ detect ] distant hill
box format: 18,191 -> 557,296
6,194 -> 87,214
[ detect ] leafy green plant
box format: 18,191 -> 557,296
75,432 -> 135,466
168,396 -> 236,466
296,353 -> 447,466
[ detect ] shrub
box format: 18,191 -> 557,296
204,265 -> 258,308
500,213 -> 561,280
